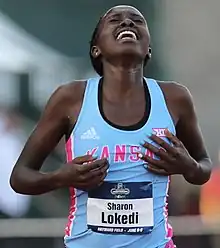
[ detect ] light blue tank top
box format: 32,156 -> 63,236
64,77 -> 176,248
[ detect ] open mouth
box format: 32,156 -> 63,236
116,30 -> 137,41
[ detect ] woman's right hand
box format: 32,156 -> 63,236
56,155 -> 109,191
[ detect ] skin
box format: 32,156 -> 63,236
10,5 -> 212,195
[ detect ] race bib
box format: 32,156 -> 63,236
87,182 -> 154,235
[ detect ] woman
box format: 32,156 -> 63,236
10,5 -> 212,248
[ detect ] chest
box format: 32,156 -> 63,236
73,124 -> 170,164
102,97 -> 146,127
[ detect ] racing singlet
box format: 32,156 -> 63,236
64,78 -> 176,248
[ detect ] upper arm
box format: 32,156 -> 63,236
175,84 -> 209,161
13,85 -> 72,172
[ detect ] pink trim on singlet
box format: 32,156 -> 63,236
64,137 -> 77,237
164,176 -> 173,238
165,239 -> 176,248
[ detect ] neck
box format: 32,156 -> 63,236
102,60 -> 144,99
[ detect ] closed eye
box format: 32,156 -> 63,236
109,18 -> 120,23
133,18 -> 144,24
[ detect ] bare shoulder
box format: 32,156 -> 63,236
46,79 -> 87,116
36,79 -> 87,137
157,81 -> 192,102
157,81 -> 194,124
48,80 -> 87,134
52,80 -> 87,106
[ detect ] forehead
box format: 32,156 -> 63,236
104,5 -> 145,20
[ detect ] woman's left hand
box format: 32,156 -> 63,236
138,129 -> 198,176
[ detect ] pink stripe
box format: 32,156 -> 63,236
65,137 -> 73,162
164,176 -> 173,238
65,136 -> 77,237
165,239 -> 176,248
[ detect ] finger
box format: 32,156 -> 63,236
165,129 -> 181,147
81,158 -> 109,173
149,134 -> 176,154
140,141 -> 170,161
147,164 -> 169,176
77,168 -> 106,186
73,155 -> 97,164
138,153 -> 157,164
91,171 -> 107,185
138,153 -> 168,170
80,163 -> 109,184
97,172 -> 108,186
91,159 -> 109,170
92,160 -> 109,173
81,170 -> 108,189
140,141 -> 160,154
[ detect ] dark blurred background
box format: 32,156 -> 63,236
0,1 -> 219,248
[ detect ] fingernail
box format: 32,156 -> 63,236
138,153 -> 143,159
143,163 -> 148,169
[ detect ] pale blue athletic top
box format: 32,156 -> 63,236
64,77 -> 175,248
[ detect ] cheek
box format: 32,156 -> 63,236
141,37 -> 150,53
98,24 -> 115,44
142,44 -> 149,55
141,29 -> 150,44
98,34 -> 115,52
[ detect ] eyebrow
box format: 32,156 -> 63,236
105,13 -> 121,19
130,13 -> 143,18
106,12 -> 145,21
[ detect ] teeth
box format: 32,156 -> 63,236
117,31 -> 137,40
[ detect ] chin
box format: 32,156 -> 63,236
105,45 -> 144,64
117,42 -> 143,53
116,48 -> 142,59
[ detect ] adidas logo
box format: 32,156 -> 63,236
80,127 -> 100,140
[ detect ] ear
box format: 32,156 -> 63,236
91,46 -> 101,58
147,46 -> 152,59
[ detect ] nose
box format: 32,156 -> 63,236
120,18 -> 135,28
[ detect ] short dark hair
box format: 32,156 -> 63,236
89,18 -> 150,76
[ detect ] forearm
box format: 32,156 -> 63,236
183,158 -> 212,185
10,166 -> 61,195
